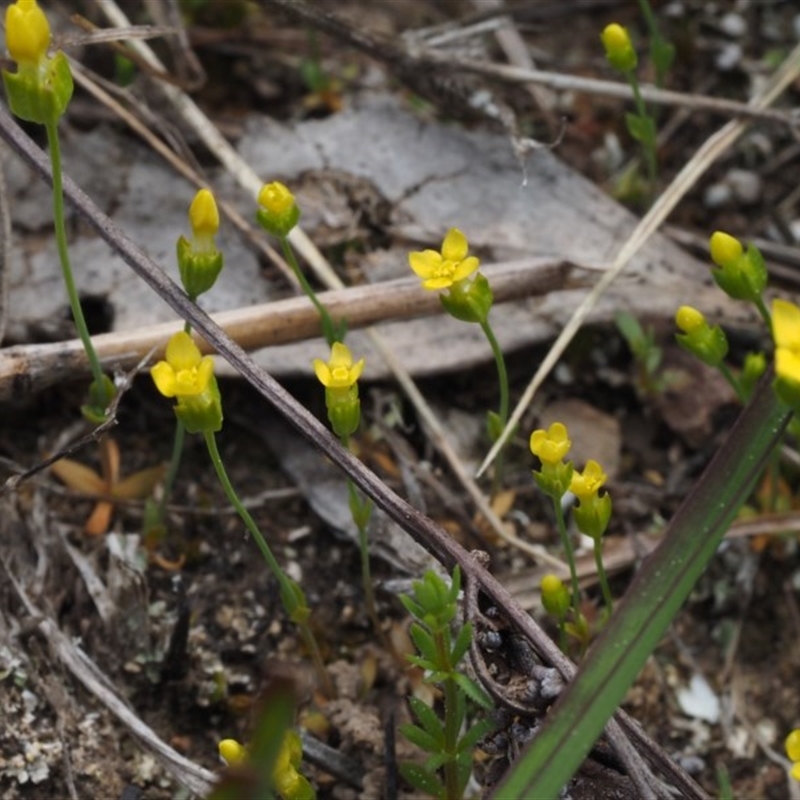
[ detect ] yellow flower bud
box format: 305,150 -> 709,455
218,738 -> 247,766
5,0 -> 50,67
675,306 -> 705,334
601,23 -> 637,73
189,188 -> 219,239
709,231 -> 743,268
256,181 -> 300,237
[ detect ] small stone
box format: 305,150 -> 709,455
703,181 -> 732,209
726,168 -> 762,204
716,42 -> 743,71
719,12 -> 747,37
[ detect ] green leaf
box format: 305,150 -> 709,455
625,112 -> 656,145
457,718 -> 495,753
408,696 -> 445,742
450,623 -> 472,666
409,623 -> 438,665
399,762 -> 443,795
400,722 -> 441,753
453,672 -> 493,710
493,375 -> 790,797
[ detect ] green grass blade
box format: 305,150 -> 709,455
493,375 -> 790,798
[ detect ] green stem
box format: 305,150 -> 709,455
479,318 -> 510,496
553,499 -> 581,612
45,120 -> 109,404
157,420 -> 186,523
593,538 -> 614,614
626,73 -> 658,190
279,235 -> 340,346
718,362 -> 747,404
435,630 -> 461,800
754,294 -> 772,331
204,431 -> 331,695
346,478 -> 381,635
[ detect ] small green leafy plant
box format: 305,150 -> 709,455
399,567 -> 493,799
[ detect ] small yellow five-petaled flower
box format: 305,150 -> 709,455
151,331 -> 214,398
313,341 -> 364,391
151,332 -> 222,434
408,228 -> 480,291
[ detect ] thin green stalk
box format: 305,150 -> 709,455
626,74 -> 657,189
45,119 -> 109,403
157,420 -> 186,522
279,236 -> 340,346
592,538 -> 613,613
479,318 -> 510,495
435,631 -> 461,800
718,362 -> 747,404
553,500 -> 580,611
346,478 -> 381,636
204,431 -> 331,695
754,294 -> 772,331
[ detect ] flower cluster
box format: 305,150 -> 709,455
219,732 -> 315,800
3,0 -> 73,124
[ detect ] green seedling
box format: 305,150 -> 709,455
399,567 -> 493,799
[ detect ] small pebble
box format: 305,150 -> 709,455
703,181 -> 732,209
726,168 -> 762,204
715,42 -> 743,71
719,12 -> 747,38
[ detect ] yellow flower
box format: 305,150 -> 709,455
408,228 -> 480,291
570,460 -> 607,501
259,181 -> 296,216
219,738 -> 247,766
313,342 -> 364,390
786,729 -> 800,781
601,23 -> 637,72
151,331 -> 214,398
5,0 -> 50,68
189,188 -> 219,240
709,231 -> 743,268
773,299 -> 800,385
529,422 -> 571,466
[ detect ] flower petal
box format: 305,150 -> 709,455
151,362 -> 177,398
776,347 -> 800,385
423,276 -> 454,291
441,228 -> 468,262
408,250 -> 440,280
165,331 -> 201,370
452,256 -> 479,283
329,341 -> 353,370
313,359 -> 332,387
772,299 -> 800,351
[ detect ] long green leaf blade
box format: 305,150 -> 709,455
494,376 -> 789,798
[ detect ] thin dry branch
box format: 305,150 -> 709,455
0,258 -> 577,401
